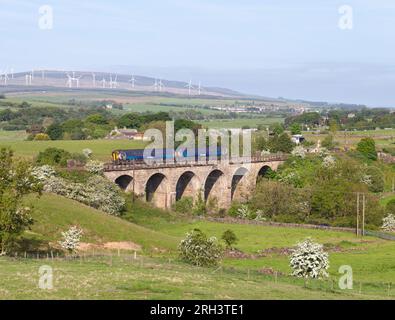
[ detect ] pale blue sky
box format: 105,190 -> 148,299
1,0 -> 395,106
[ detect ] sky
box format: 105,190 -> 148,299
1,0 -> 395,107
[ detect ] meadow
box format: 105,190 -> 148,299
0,193 -> 391,299
304,129 -> 395,150
200,117 -> 284,129
0,131 -> 146,161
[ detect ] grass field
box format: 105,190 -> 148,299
200,117 -> 284,129
3,255 -> 389,300
0,194 -> 387,299
0,134 -> 146,161
304,129 -> 395,150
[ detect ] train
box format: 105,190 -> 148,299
112,147 -> 224,163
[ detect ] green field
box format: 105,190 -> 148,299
200,117 -> 284,129
0,193 -> 392,299
0,134 -> 146,161
304,129 -> 395,150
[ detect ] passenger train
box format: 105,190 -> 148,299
112,147 -> 224,164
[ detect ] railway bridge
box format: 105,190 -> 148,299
104,154 -> 287,210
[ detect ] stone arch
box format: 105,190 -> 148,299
231,167 -> 250,201
175,171 -> 201,201
256,165 -> 272,183
145,173 -> 168,208
204,169 -> 228,208
115,175 -> 133,191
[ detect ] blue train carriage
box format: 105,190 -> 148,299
112,148 -> 175,163
112,146 -> 226,164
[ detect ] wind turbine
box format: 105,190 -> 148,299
66,73 -> 73,88
185,79 -> 194,96
109,75 -> 118,89
128,75 -> 136,88
2,70 -> 9,85
158,79 -> 164,92
25,73 -> 33,86
75,75 -> 82,88
101,77 -> 106,88
153,79 -> 159,91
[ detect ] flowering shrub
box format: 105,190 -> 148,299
82,148 -> 93,158
237,204 -> 252,219
85,160 -> 104,175
31,165 -> 56,182
178,229 -> 223,267
291,146 -> 306,159
261,149 -> 271,156
59,226 -> 83,253
381,214 -> 395,233
36,167 -> 125,215
289,238 -> 329,279
322,155 -> 336,168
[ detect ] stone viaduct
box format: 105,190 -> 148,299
104,155 -> 286,210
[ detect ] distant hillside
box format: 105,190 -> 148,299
1,69 -> 243,98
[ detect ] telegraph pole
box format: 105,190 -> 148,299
362,193 -> 366,237
356,192 -> 360,237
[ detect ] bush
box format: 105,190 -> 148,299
221,230 -> 238,249
363,166 -> 384,193
85,160 -> 104,174
322,135 -> 335,150
289,238 -> 329,279
386,199 -> 395,214
381,214 -> 395,233
46,123 -> 64,140
178,229 -> 223,267
356,137 -> 377,161
39,172 -> 125,215
173,197 -> 194,214
59,226 -> 83,254
36,148 -> 72,167
34,133 -> 50,141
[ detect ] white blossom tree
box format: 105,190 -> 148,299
290,238 -> 329,279
381,214 -> 395,233
82,148 -> 93,158
85,160 -> 104,175
291,146 -> 306,159
59,226 -> 83,254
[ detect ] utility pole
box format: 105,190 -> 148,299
132,160 -> 135,203
362,193 -> 366,237
356,192 -> 360,237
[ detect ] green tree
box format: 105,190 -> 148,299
0,149 -> 42,254
329,119 -> 338,134
85,113 -> 108,125
357,137 -> 377,160
322,134 -> 335,150
269,133 -> 294,153
270,123 -> 284,135
36,147 -> 72,166
46,123 -> 64,140
290,123 -> 302,135
221,230 -> 238,249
